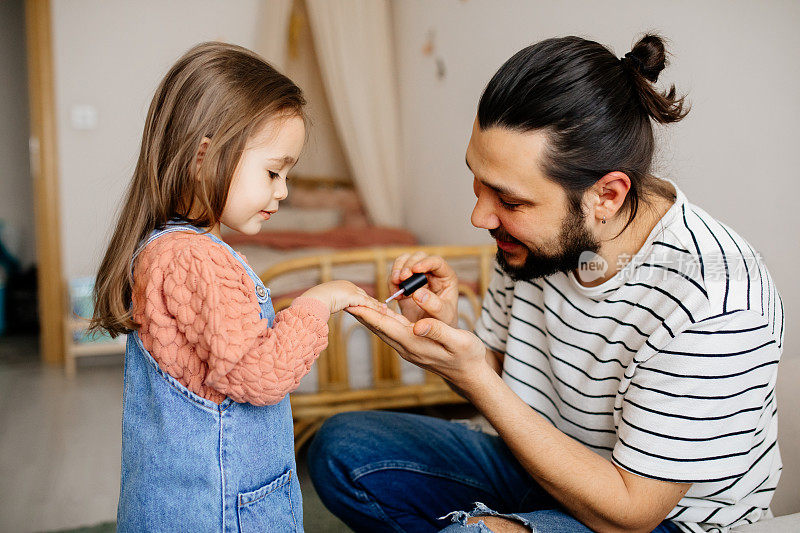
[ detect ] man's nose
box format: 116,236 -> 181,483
471,195 -> 500,230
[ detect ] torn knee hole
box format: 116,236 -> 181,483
466,515 -> 530,532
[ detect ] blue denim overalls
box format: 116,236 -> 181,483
117,220 -> 303,532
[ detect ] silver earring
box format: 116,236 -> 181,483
601,216 -> 606,224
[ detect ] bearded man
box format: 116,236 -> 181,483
312,34 -> 783,533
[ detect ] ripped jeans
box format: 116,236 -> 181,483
308,411 -> 680,533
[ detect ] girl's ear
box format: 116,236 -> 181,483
195,137 -> 211,177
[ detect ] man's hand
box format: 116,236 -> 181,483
389,252 -> 460,328
345,303 -> 492,392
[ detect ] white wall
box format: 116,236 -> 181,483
51,0 -> 353,281
0,0 -> 35,268
392,0 -> 800,515
51,0 -> 264,280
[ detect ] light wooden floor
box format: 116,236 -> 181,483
0,341 -> 122,531
0,335 -> 349,533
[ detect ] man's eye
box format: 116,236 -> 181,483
499,199 -> 521,209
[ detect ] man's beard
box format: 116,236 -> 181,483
491,201 -> 600,282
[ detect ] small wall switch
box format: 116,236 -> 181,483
70,105 -> 98,130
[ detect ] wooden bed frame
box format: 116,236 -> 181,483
259,244 -> 497,451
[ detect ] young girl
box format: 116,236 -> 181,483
89,42 -> 380,532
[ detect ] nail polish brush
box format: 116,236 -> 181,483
385,272 -> 428,303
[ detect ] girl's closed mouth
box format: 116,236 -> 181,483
259,210 -> 276,219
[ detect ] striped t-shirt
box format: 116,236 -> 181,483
473,183 -> 784,533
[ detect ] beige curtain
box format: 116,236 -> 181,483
304,0 -> 403,227
254,0 -> 294,70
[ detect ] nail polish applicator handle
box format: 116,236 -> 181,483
385,272 -> 428,303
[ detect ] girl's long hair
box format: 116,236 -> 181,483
89,42 -> 306,337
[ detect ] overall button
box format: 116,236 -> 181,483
256,285 -> 266,298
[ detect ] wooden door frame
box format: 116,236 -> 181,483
25,0 -> 64,365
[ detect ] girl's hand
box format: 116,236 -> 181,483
301,280 -> 382,315
389,253 -> 460,328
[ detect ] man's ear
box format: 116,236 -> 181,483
195,137 -> 211,177
591,171 -> 631,222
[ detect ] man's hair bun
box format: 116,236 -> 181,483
621,33 -> 689,124
622,34 -> 667,83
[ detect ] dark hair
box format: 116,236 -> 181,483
477,33 -> 689,234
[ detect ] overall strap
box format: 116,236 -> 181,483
200,230 -> 272,304
129,220 -> 271,305
129,220 -> 203,278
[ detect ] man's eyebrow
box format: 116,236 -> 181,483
465,157 -> 532,203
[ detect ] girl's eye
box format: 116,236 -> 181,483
267,171 -> 280,180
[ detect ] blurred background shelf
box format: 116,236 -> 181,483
64,316 -> 125,378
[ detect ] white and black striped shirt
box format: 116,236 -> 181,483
474,183 -> 784,533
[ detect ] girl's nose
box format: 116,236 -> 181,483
275,179 -> 288,201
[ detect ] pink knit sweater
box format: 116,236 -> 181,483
131,231 -> 330,406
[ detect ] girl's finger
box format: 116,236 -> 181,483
359,295 -> 384,311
